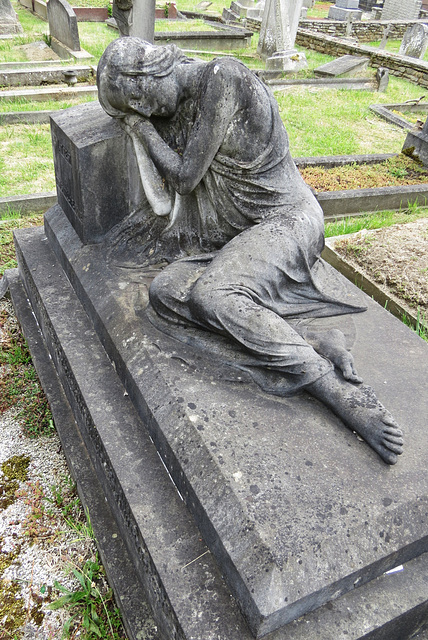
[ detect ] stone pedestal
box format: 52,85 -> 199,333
328,0 -> 363,20
257,0 -> 307,71
0,0 -> 22,34
5,99 -> 428,640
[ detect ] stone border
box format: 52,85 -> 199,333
0,84 -> 98,101
369,102 -> 428,130
323,234 -> 427,330
0,154 -> 426,219
0,65 -> 93,87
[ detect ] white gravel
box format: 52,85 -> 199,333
0,299 -> 99,639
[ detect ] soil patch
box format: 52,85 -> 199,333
300,155 -> 428,192
334,218 -> 428,319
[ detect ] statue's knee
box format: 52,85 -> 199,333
189,280 -> 223,324
149,272 -> 169,308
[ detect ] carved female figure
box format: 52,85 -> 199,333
97,38 -> 403,464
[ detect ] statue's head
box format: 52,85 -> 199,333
97,38 -> 190,118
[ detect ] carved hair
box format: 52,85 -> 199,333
97,38 -> 191,117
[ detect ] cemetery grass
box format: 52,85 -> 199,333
367,39 -> 428,64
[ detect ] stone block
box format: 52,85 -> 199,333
402,120 -> 428,166
315,54 -> 369,77
38,196 -> 428,638
10,221 -> 428,640
336,0 -> 359,8
50,102 -> 132,243
47,0 -> 80,52
328,6 -> 362,19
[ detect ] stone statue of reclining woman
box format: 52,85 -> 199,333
97,38 -> 404,465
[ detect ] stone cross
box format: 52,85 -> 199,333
257,0 -> 308,72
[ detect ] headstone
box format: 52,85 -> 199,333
0,0 -> 22,34
381,0 -> 422,20
314,54 -> 369,77
328,0 -> 363,20
113,0 -> 155,42
47,0 -> 80,52
402,116 -> 428,166
257,0 -> 308,72
398,23 -> 428,59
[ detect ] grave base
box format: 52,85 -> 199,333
5,208 -> 428,639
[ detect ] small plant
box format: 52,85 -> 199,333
49,557 -> 126,639
42,33 -> 52,47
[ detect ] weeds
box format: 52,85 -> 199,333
49,557 -> 126,639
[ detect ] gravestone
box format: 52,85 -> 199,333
328,0 -> 363,21
403,116 -> 428,166
0,0 -> 22,34
381,0 -> 422,20
47,0 -> 92,60
398,23 -> 428,59
378,24 -> 391,50
314,54 -> 369,77
112,0 -> 155,41
257,0 -> 308,72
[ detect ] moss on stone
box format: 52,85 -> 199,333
0,454 -> 31,511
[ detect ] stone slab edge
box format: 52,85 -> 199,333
0,110 -> 54,124
3,269 -> 160,640
7,225 -> 428,640
322,237 -> 427,331
0,192 -> 57,215
0,85 -> 97,101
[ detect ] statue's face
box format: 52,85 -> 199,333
115,72 -> 180,118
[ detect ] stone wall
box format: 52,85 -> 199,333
245,17 -> 428,41
296,28 -> 428,87
298,18 -> 426,41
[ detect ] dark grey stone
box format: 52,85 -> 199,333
50,103 -> 131,243
314,54 -> 369,77
47,0 -> 80,52
8,225 -> 428,639
36,202 -> 428,637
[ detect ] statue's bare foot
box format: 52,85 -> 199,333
308,371 -> 404,465
304,328 -> 363,384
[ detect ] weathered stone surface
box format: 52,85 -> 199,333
336,0 -> 359,8
399,24 -> 428,59
47,0 -> 80,51
381,0 -> 422,20
328,5 -> 362,19
50,103 -> 131,243
9,223 -> 428,639
0,0 -> 22,34
402,117 -> 428,166
38,201 -> 428,638
314,54 -> 369,77
257,0 -> 307,71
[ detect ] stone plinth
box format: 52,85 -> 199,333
0,0 -> 22,34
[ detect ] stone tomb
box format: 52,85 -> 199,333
9,101 -> 428,639
0,0 -> 22,34
399,23 -> 428,60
